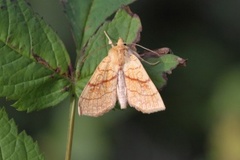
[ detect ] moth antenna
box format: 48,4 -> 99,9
104,31 -> 114,47
132,51 -> 159,65
133,43 -> 159,56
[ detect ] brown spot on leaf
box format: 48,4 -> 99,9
123,6 -> 134,16
54,67 -> 61,74
162,73 -> 168,81
68,64 -> 74,78
32,51 -> 73,78
6,34 -> 13,44
63,85 -> 70,92
177,57 -> 187,67
49,73 -> 56,79
32,52 -> 50,68
122,6 -> 142,44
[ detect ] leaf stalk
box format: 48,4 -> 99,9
65,95 -> 76,160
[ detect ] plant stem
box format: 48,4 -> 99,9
65,95 -> 76,160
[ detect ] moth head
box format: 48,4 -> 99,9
117,38 -> 124,46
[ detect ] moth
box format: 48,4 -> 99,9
78,32 -> 165,117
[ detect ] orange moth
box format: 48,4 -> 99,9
78,32 -> 165,117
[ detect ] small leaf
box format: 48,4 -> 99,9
0,0 -> 71,111
0,108 -> 44,160
63,0 -> 135,52
75,8 -> 142,96
143,54 -> 186,89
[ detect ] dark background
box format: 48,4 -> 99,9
2,0 -> 240,159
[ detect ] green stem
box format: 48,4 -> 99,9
65,95 -> 76,160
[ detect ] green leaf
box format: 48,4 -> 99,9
13,79 -> 71,112
75,8 -> 142,96
143,54 -> 186,89
0,108 -> 44,160
63,0 -> 135,52
0,0 -> 71,111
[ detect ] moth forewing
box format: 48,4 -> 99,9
123,51 -> 165,113
78,55 -> 119,117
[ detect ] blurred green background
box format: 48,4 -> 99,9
1,0 -> 240,159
